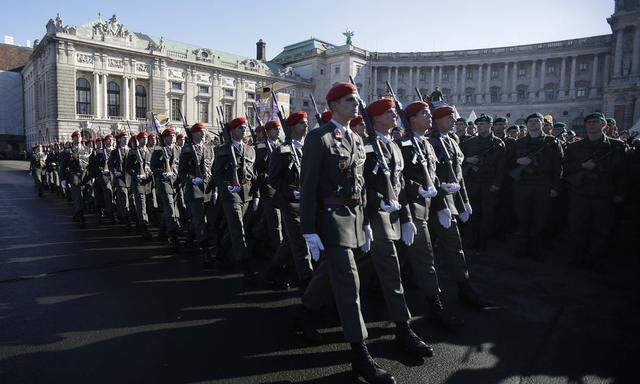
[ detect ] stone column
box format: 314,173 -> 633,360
461,65 -> 467,103
476,64 -> 483,103
539,60 -> 546,101
408,67 -> 413,92
102,74 -> 108,118
590,54 -> 599,98
511,62 -> 518,101
559,57 -> 567,100
632,27 -> 640,75
93,72 -> 100,117
529,60 -> 537,99
502,62 -> 509,102
131,78 -> 137,120
387,66 -> 392,85
372,66 -> 378,99
569,56 -> 577,98
123,76 -> 129,120
603,54 -> 610,85
485,64 -> 491,101
613,29 -> 624,77
430,66 -> 435,91
416,67 -> 421,91
438,66 -> 443,88
394,66 -> 399,91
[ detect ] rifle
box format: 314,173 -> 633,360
216,106 -> 240,186
462,140 -> 497,175
564,145 -> 618,187
508,138 -> 551,181
386,81 -> 436,192
271,91 -> 300,172
126,121 -> 145,179
309,94 -> 323,127
178,108 -> 206,191
98,127 -> 109,173
150,113 -> 172,174
253,106 -> 272,153
349,75 -> 397,203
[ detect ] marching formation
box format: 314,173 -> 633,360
28,83 -> 639,384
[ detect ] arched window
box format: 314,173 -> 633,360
107,81 -> 120,117
76,78 -> 91,115
135,85 -> 147,119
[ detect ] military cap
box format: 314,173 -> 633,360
116,131 -> 127,138
494,117 -> 508,124
350,115 -> 364,128
456,117 -> 467,123
326,82 -> 357,102
148,132 -> 156,138
162,128 -> 175,137
94,137 -> 103,143
103,134 -> 114,141
176,133 -> 184,139
404,101 -> 430,118
228,117 -> 247,130
584,112 -> 606,123
475,114 -> 493,124
321,110 -> 333,123
553,122 -> 567,129
606,118 -> 616,125
191,122 -> 206,133
264,119 -> 280,131
71,130 -> 81,138
255,125 -> 265,134
136,131 -> 149,140
525,112 -> 544,122
432,105 -> 455,120
285,111 -> 307,126
366,98 -> 395,117
506,125 -> 518,132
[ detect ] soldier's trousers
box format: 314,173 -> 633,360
32,169 -> 44,193
263,196 -> 283,251
50,170 -> 60,190
466,181 -> 499,247
187,195 -> 213,245
302,246 -> 368,343
157,188 -> 180,235
133,191 -> 150,225
94,180 -> 105,211
97,175 -> 114,217
401,214 -> 439,297
221,200 -> 250,262
429,215 -> 470,282
568,194 -> 613,263
514,184 -> 552,256
114,186 -> 130,223
69,174 -> 84,215
265,202 -> 313,283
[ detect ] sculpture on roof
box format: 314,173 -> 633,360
343,29 -> 354,45
92,14 -> 131,39
46,13 -> 76,35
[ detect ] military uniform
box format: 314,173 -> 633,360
30,148 -> 47,196
254,130 -> 284,254
45,147 -> 60,193
510,130 -> 563,259
60,139 -> 92,224
460,131 -> 507,250
564,127 -> 626,269
125,141 -> 153,237
151,139 -> 182,243
108,140 -> 131,227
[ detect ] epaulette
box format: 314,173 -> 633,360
400,140 -> 413,147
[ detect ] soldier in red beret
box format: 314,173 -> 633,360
30,142 -> 47,197
349,115 -> 366,138
109,131 -> 132,229
176,132 -> 185,148
60,128 -> 92,227
178,122 -> 216,264
264,111 -> 313,291
320,110 -> 333,124
126,130 -> 154,240
296,83 -> 396,383
89,131 -> 116,223
212,116 -> 260,279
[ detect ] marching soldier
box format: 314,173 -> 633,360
492,117 -> 517,240
30,144 -> 47,197
460,114 -> 507,251
510,113 -> 563,260
349,115 -> 367,138
178,123 -> 215,263
94,134 -> 116,223
264,111 -> 314,290
428,104 -> 493,310
298,83 -> 395,384
455,118 -> 472,143
46,143 -> 62,195
88,137 -> 106,220
126,131 -> 153,240
212,117 -> 259,280
109,131 -> 132,229
60,130 -> 92,227
361,98 -> 433,358
151,127 -> 182,247
564,112 -> 626,271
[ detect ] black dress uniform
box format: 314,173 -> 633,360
91,141 -> 115,221
60,138 -> 92,225
125,137 -> 153,239
151,135 -> 182,244
30,147 -> 47,197
108,137 -> 131,227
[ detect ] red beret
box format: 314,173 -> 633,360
228,117 -> 247,131
326,82 -> 357,102
191,123 -> 206,133
71,131 -> 81,138
349,115 -> 364,128
255,125 -> 265,134
432,105 -> 455,120
94,137 -> 103,143
366,98 -> 395,118
265,119 -> 281,131
103,134 -> 114,141
136,131 -> 149,140
162,128 -> 175,137
116,131 -> 127,138
404,101 -> 430,118
148,132 -> 156,138
321,110 -> 333,124
176,133 -> 184,139
285,111 -> 308,126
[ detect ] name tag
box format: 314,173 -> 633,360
401,140 -> 412,147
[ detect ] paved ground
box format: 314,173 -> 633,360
0,160 -> 637,384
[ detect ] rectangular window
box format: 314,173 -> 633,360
465,94 -> 473,103
247,106 -> 256,125
465,72 -> 473,80
171,98 -> 182,121
545,89 -> 556,100
546,65 -> 556,74
576,88 -> 587,97
334,65 -> 340,75
223,88 -> 234,98
199,101 -> 209,123
578,63 -> 589,72
491,70 -> 499,80
303,100 -> 309,107
442,72 -> 449,81
419,71 -> 426,81
490,90 -> 499,103
246,92 -> 255,100
171,81 -> 182,91
224,103 -> 234,122
320,69 -> 324,75
517,88 -> 527,101
518,69 -> 526,79
198,85 -> 209,94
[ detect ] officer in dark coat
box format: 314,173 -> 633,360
151,127 -> 182,247
30,144 -> 47,197
60,130 -> 92,227
125,131 -> 153,240
109,131 -> 131,229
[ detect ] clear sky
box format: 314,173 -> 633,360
2,0 -> 614,59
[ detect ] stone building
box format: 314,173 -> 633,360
0,43 -> 31,159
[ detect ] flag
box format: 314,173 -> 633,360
468,110 -> 477,122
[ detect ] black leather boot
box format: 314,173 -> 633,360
427,294 -> 464,331
351,342 -> 396,384
458,279 -> 493,309
394,322 -> 433,357
293,307 -> 323,344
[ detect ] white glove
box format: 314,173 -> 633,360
441,182 -> 461,194
464,202 -> 472,215
418,185 -> 438,199
361,224 -> 373,253
401,221 -> 417,246
380,199 -> 401,213
162,172 -> 174,179
293,190 -> 301,200
437,208 -> 452,228
114,171 -> 122,177
227,184 -> 241,193
191,177 -> 203,185
137,175 -> 147,181
212,192 -> 218,204
61,180 -> 67,189
459,211 -> 470,223
101,170 -> 110,175
303,233 -> 325,262
252,197 -> 260,211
